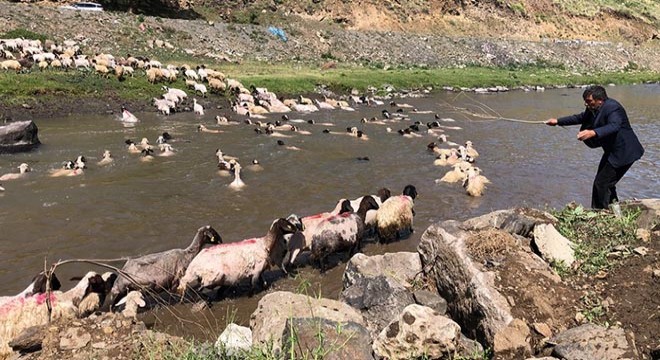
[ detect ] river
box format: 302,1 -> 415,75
0,84 -> 657,339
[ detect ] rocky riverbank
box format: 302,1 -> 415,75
4,200 -> 658,360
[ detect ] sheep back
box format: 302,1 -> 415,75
177,239 -> 269,293
375,195 -> 414,243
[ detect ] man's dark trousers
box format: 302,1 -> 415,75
592,155 -> 633,209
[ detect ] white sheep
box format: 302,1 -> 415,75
97,150 -> 114,166
0,163 -> 31,181
193,82 -> 207,97
437,162 -> 472,183
228,162 -> 245,190
463,167 -> 490,197
0,60 -> 21,71
375,184 -> 417,243
176,218 -> 299,297
193,98 -> 204,115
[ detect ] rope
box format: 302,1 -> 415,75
439,92 -> 546,124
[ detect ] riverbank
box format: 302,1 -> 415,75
1,0 -> 660,121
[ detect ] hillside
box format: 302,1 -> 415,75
195,0 -> 660,44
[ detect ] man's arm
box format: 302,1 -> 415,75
594,103 -> 625,138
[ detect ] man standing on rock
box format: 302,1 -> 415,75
545,85 -> 644,210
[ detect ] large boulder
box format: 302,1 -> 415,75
549,324 -> 636,360
250,291 -> 364,355
340,252 -> 424,336
417,208 -> 575,355
281,318 -> 373,360
0,120 -> 40,153
623,199 -> 660,230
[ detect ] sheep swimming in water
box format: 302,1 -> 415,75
375,184 -> 418,243
97,150 -> 114,166
463,167 -> 490,197
109,225 -> 221,306
0,163 -> 31,181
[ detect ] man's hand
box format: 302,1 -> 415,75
545,118 -> 558,126
577,129 -> 596,141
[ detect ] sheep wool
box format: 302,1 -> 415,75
375,185 -> 417,243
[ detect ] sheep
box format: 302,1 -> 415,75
228,162 -> 245,190
208,77 -> 227,93
437,162 -> 472,183
465,140 -> 479,158
140,147 -> 155,162
307,196 -> 380,271
284,200 -> 354,267
162,86 -> 187,101
121,106 -> 139,123
193,98 -> 204,115
0,271 -> 61,307
125,139 -> 141,154
153,97 -> 174,115
49,161 -> 83,177
375,184 -> 418,243
0,59 -> 21,71
176,218 -> 299,297
113,290 -> 145,318
193,82 -> 207,97
109,225 -> 221,306
73,57 -> 90,69
146,67 -> 164,83
97,150 -> 114,166
463,167 -> 490,197
349,188 -> 391,232
158,143 -> 176,157
0,272 -> 107,358
198,124 -> 223,134
0,163 -> 31,181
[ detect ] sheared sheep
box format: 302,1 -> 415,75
308,196 -> 380,271
375,184 -> 418,243
109,225 -> 221,306
176,218 -> 299,297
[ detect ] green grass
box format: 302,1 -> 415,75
553,0 -> 660,24
550,203 -> 642,276
1,62 -> 658,108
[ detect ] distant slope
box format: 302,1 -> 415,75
196,0 -> 660,44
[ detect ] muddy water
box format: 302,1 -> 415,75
1,84 -> 658,339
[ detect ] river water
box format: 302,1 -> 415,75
1,84 -> 658,339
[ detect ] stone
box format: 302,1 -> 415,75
282,318 -> 373,360
412,289 -> 448,315
493,318 -> 531,357
633,246 -> 648,256
532,322 -> 553,338
550,324 -> 636,360
340,275 -> 415,336
250,291 -> 364,354
8,325 -> 46,354
342,252 -> 422,289
373,304 -> 461,360
0,120 -> 41,153
59,327 -> 91,350
635,228 -> 651,242
533,223 -> 575,266
215,323 -> 252,357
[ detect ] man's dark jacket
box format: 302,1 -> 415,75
557,98 -> 644,168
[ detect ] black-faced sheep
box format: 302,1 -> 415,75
176,218 -> 299,297
109,225 -> 221,306
308,195 -> 380,271
375,184 -> 418,243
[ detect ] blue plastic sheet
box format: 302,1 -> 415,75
268,26 -> 288,42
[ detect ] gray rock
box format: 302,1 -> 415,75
550,324 -> 636,360
624,199 -> 660,230
282,318 -> 373,360
412,289 -> 447,315
0,120 -> 41,153
8,325 -> 46,354
343,252 -> 422,289
341,275 -> 415,337
250,291 -> 364,354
